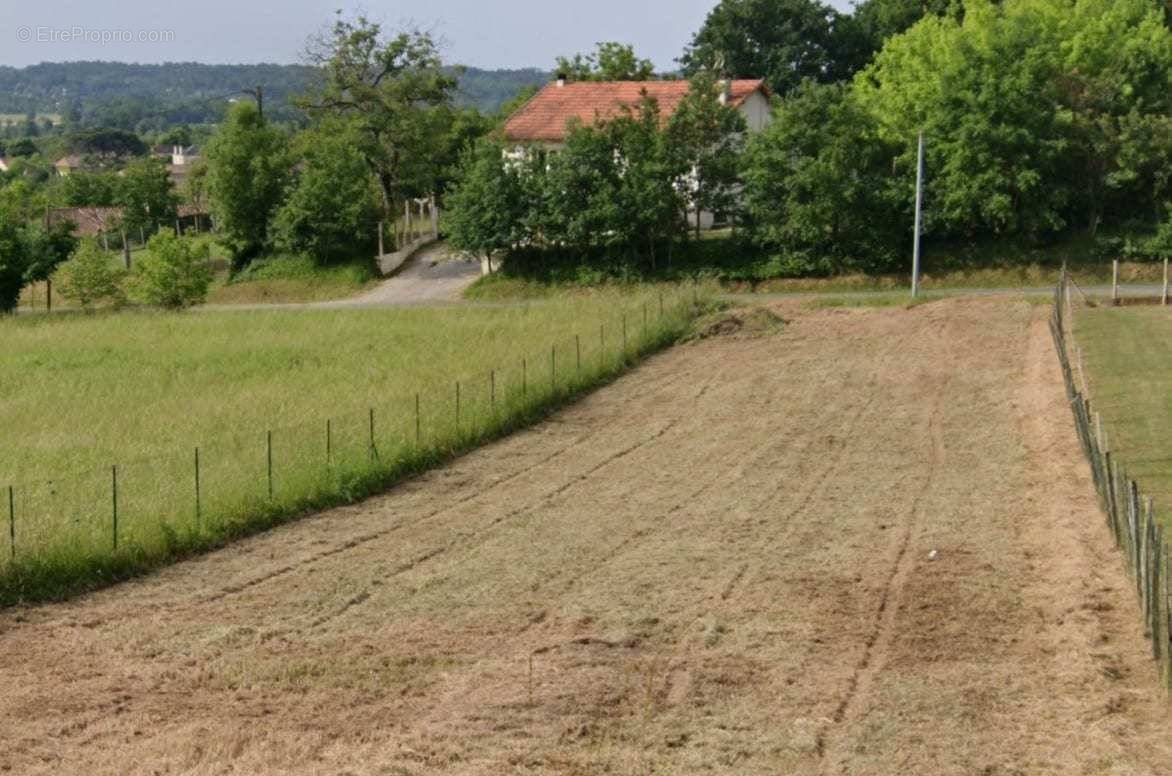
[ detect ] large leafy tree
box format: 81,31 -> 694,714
445,139 -> 530,269
743,81 -> 904,274
205,101 -> 289,267
0,208 -> 27,312
273,119 -> 380,262
117,157 -> 178,237
556,43 -> 656,81
300,16 -> 458,222
667,73 -> 749,238
680,0 -> 862,94
855,0 -> 1172,239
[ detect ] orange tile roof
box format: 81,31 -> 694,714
503,79 -> 769,143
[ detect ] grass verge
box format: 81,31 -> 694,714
207,253 -> 379,304
0,286 -> 716,606
1075,305 -> 1172,519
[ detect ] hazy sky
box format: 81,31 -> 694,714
0,0 -> 854,70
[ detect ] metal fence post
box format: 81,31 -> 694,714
326,419 -> 332,465
111,465 -> 119,551
622,315 -> 628,353
455,381 -> 461,429
8,485 -> 14,561
490,369 -> 496,413
576,335 -> 581,375
522,358 -> 527,398
551,345 -> 556,392
266,430 -> 273,500
369,408 -> 377,461
194,447 -> 201,526
415,393 -> 421,447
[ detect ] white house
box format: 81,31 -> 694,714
502,77 -> 773,229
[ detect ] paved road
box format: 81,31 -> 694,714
198,242 -> 483,313
344,242 -> 481,307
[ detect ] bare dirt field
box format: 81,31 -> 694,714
3,297 -> 1172,775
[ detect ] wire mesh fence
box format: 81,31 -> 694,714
1051,271 -> 1172,688
0,290 -> 704,595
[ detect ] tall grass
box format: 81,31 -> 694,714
0,287 -> 712,604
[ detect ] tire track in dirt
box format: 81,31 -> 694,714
198,364 -> 713,610
813,311 -> 953,768
301,373 -> 723,632
11,299 -> 1172,776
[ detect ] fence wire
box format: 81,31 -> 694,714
0,291 -> 703,581
1051,271 -> 1172,688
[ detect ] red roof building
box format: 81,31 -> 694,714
502,79 -> 772,145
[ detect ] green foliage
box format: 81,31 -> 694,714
205,102 -> 289,267
0,211 -> 26,312
273,121 -> 379,262
855,0 -> 1172,239
132,229 -> 211,309
64,127 -> 147,160
446,139 -> 529,262
55,238 -> 126,310
681,0 -> 864,94
667,73 -> 749,235
541,100 -> 688,268
300,16 -> 459,213
116,157 -> 178,236
57,171 -> 120,207
743,81 -> 904,274
22,220 -> 78,284
555,42 -> 656,81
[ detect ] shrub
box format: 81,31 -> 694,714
56,239 -> 126,311
133,230 -> 212,309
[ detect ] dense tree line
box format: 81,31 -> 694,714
449,0 -> 1172,278
0,61 -> 548,134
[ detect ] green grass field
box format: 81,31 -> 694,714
0,288 -> 709,603
1075,306 -> 1172,517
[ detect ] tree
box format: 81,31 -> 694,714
57,171 -> 120,207
117,157 -> 178,236
667,73 -> 748,238
65,127 -> 147,160
204,101 -> 289,267
273,120 -> 380,261
0,210 -> 27,312
445,139 -> 529,269
743,81 -> 904,274
56,238 -> 126,310
22,220 -> 78,310
541,98 -> 687,268
854,0 -> 1172,239
300,16 -> 458,225
556,42 -> 656,81
680,0 -> 860,94
852,0 -> 960,50
132,229 -> 211,309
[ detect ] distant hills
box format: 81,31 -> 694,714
0,62 -> 550,128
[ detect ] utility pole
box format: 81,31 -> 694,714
912,131 -> 925,299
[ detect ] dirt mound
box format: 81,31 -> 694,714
690,305 -> 786,340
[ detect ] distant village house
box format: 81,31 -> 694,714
502,78 -> 772,230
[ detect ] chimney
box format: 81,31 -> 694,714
717,79 -> 732,105
555,72 -> 567,88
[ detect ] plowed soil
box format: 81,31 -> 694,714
3,297 -> 1171,775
